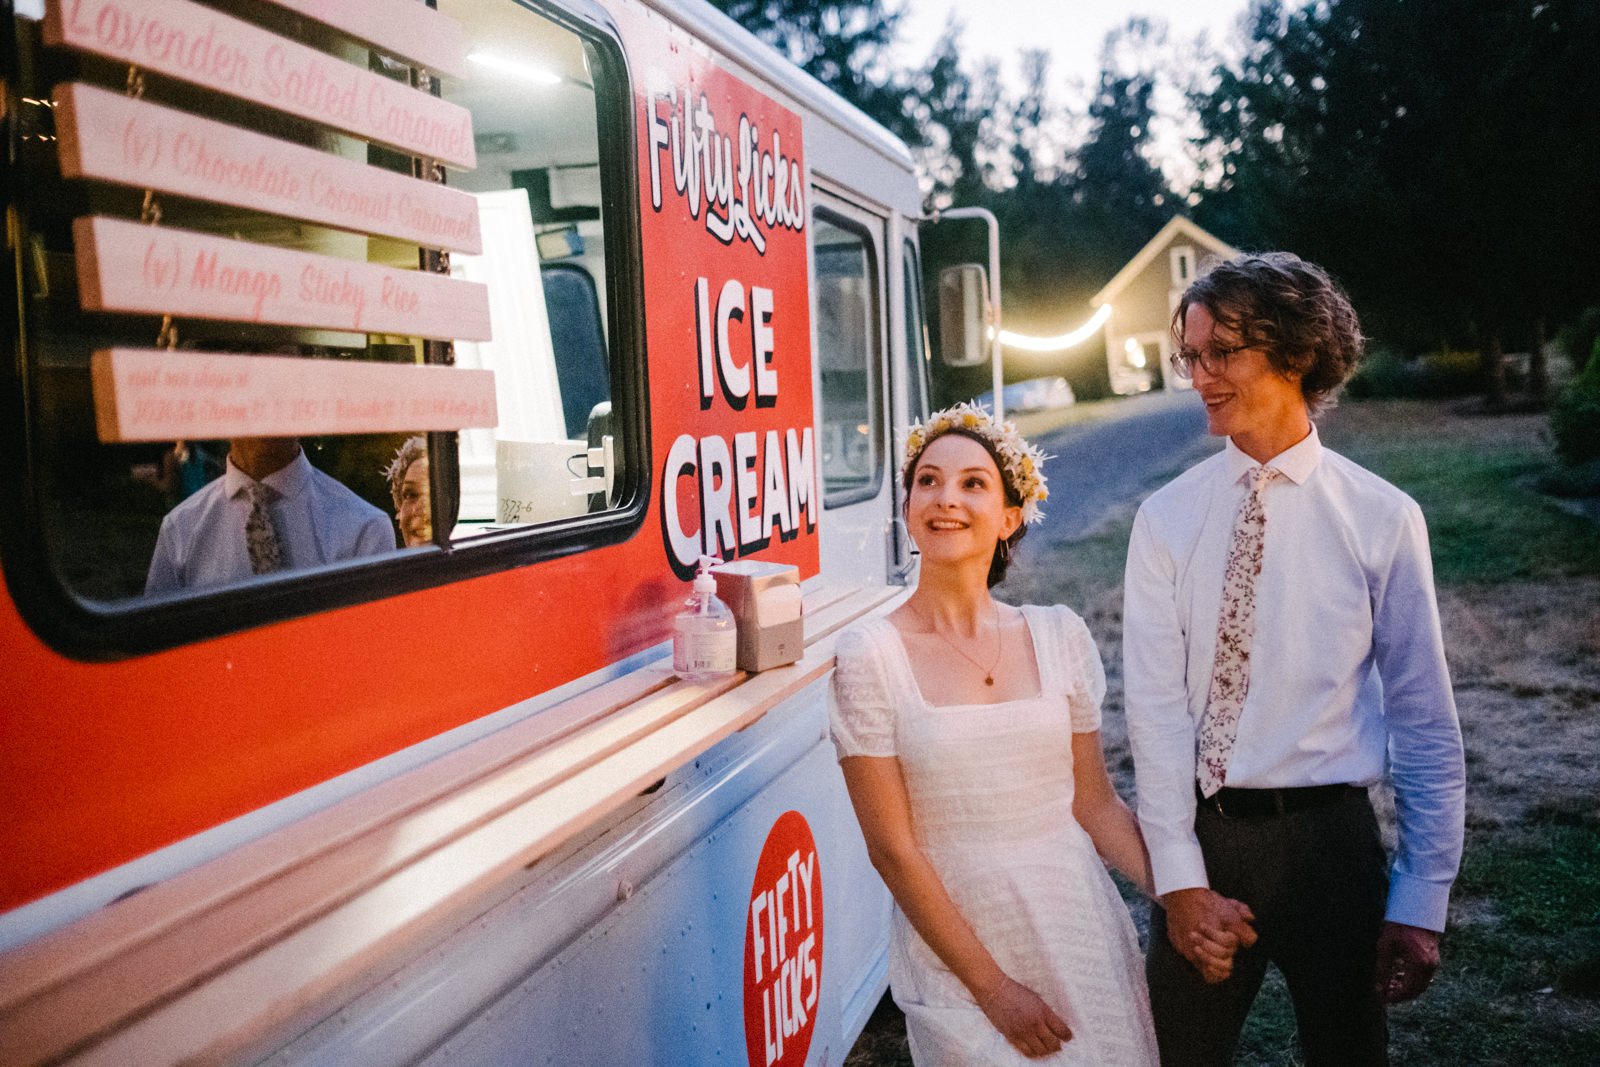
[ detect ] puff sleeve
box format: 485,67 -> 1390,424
1059,606 -> 1106,733
829,625 -> 898,758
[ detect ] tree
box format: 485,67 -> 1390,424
1006,49 -> 1060,192
1192,0 -> 1600,407
977,21 -> 1180,399
993,23 -> 1177,316
909,24 -> 1006,206
1064,63 -> 1173,286
711,3 -> 1190,399
706,2 -> 1014,207
704,0 -> 918,145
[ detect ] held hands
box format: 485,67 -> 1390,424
1162,887 -> 1258,983
977,975 -> 1073,1059
1373,921 -> 1441,1003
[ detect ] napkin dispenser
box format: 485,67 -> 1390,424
711,560 -> 804,672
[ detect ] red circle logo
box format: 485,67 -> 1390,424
743,810 -> 824,1067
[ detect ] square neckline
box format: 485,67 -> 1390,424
882,604 -> 1049,710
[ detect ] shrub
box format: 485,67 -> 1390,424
1345,345 -> 1408,399
1537,458 -> 1600,498
1549,338 -> 1600,467
1416,349 -> 1484,395
1347,346 -> 1481,399
1556,307 -> 1600,373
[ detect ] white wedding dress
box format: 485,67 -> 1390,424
831,604 -> 1159,1066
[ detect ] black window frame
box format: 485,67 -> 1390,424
0,0 -> 650,661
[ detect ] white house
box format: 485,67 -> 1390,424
1091,216 -> 1240,394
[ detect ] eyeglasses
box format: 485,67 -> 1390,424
1169,342 -> 1254,380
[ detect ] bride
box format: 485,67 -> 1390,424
830,404 -> 1232,1064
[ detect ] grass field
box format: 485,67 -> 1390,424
1307,401 -> 1600,1066
846,397 -> 1600,1066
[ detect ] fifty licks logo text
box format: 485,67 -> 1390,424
647,86 -> 805,254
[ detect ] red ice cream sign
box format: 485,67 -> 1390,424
630,30 -> 821,582
744,810 -> 823,1067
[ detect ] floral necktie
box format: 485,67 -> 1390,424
244,482 -> 283,575
1197,466 -> 1279,797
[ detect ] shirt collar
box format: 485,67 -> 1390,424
1223,423 -> 1323,486
224,447 -> 313,498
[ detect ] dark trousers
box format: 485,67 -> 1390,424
1147,787 -> 1390,1067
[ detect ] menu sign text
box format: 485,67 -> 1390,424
92,348 -> 497,442
75,216 -> 492,340
56,84 -> 483,255
44,0 -> 476,168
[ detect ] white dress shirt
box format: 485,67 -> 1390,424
1123,424 -> 1466,931
146,450 -> 394,595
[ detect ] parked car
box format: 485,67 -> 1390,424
977,376 -> 1077,414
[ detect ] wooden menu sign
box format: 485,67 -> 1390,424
91,347 -> 497,442
55,84 -> 483,255
255,0 -> 469,80
74,216 -> 493,340
43,0 -> 476,169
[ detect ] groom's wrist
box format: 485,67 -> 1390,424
1151,859 -> 1210,900
1384,873 -> 1451,933
1158,886 -> 1214,910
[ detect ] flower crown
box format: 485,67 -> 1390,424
901,401 -> 1050,525
382,435 -> 427,503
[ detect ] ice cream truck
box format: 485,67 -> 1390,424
0,0 -> 1004,1062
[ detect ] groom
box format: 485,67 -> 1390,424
1122,252 -> 1466,1066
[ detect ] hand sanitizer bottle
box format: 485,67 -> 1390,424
673,556 -> 737,683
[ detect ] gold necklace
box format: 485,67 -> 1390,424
917,602 -> 1003,686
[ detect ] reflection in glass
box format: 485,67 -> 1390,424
12,0 -> 624,607
144,437 -> 394,596
813,214 -> 881,502
10,8 -> 438,602
440,0 -> 619,538
386,436 -> 434,548
903,242 -> 932,424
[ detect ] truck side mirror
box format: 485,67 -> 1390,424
937,264 -> 991,367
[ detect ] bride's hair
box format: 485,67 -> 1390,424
902,427 -> 1030,589
901,402 -> 1048,524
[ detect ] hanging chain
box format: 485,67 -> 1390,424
412,66 -> 452,367
128,66 -> 161,227
133,59 -> 165,351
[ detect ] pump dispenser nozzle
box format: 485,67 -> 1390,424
693,555 -> 723,594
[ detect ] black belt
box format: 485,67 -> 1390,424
1197,783 -> 1364,819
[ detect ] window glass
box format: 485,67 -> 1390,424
813,212 -> 882,504
1171,246 -> 1195,286
438,0 -> 625,536
902,241 -> 932,425
7,0 -> 629,616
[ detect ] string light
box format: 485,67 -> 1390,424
991,304 -> 1112,353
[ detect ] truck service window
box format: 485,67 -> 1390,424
437,0 -> 631,539
813,211 -> 883,505
3,0 -> 635,650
